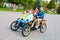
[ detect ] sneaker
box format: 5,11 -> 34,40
35,26 -> 38,28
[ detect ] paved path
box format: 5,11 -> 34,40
0,11 -> 60,40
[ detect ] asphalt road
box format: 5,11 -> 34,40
0,11 -> 60,40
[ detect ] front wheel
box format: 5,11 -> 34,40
22,24 -> 31,37
40,23 -> 47,33
10,21 -> 18,31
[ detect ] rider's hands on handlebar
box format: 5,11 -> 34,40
37,16 -> 39,18
34,16 -> 39,18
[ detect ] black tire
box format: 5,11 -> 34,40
40,23 -> 47,33
22,24 -> 31,37
10,21 -> 18,31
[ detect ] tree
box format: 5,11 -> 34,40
33,0 -> 41,10
0,0 -> 3,7
7,0 -> 34,10
7,0 -> 20,4
46,0 -> 56,9
26,0 -> 34,9
57,5 -> 60,14
42,1 -> 48,12
21,0 -> 34,10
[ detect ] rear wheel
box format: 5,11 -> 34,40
22,24 -> 31,37
10,21 -> 18,31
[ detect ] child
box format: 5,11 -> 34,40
32,8 -> 38,16
20,10 -> 33,23
17,11 -> 28,25
21,11 -> 28,20
26,10 -> 33,22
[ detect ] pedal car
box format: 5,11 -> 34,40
10,18 -> 47,37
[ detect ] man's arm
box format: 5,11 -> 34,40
39,12 -> 44,18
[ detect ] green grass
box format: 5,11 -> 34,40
16,9 -> 24,12
0,7 -> 24,12
0,7 -> 12,11
45,11 -> 60,15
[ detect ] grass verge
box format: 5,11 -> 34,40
0,7 -> 24,12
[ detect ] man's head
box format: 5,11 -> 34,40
40,7 -> 44,11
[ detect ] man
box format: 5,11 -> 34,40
31,7 -> 45,28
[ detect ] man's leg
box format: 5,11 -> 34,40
31,18 -> 39,28
31,19 -> 38,27
31,19 -> 38,31
35,18 -> 42,28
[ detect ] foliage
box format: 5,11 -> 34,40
0,0 -> 3,7
7,0 -> 20,4
26,0 -> 34,9
46,0 -> 56,9
57,5 -> 60,14
33,0 -> 41,10
42,1 -> 48,12
21,0 -> 34,10
7,0 -> 34,10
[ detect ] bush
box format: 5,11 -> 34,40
0,0 -> 3,7
0,3 -> 3,7
57,5 -> 60,14
46,0 -> 56,9
33,0 -> 41,10
42,1 -> 48,13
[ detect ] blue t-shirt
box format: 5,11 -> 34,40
35,11 -> 44,19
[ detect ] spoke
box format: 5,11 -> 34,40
23,26 -> 30,35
